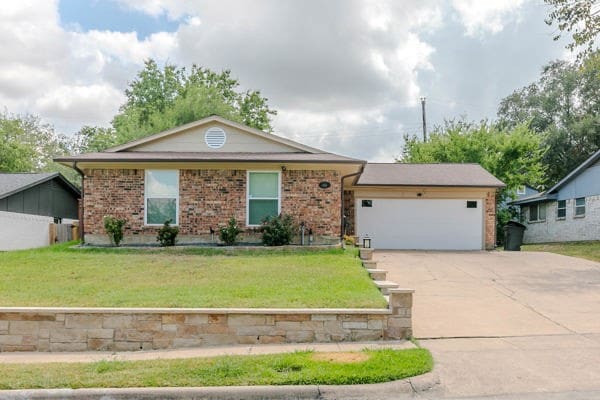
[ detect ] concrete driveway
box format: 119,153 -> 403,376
375,250 -> 600,398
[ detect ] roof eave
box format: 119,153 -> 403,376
353,183 -> 506,188
547,149 -> 600,194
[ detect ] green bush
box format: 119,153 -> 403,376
261,214 -> 295,246
219,217 -> 242,246
157,220 -> 179,246
103,216 -> 127,247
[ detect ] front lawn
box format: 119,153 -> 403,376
0,242 -> 386,308
522,241 -> 600,263
0,348 -> 432,389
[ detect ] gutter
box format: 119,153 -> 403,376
340,163 -> 366,239
72,162 -> 85,244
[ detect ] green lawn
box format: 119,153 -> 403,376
0,242 -> 386,308
522,241 -> 600,263
0,349 -> 432,389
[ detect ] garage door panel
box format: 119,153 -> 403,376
356,198 -> 483,250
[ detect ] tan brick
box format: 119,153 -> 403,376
208,314 -> 226,324
389,293 -> 412,308
228,315 -> 266,326
2,345 -> 36,352
65,314 -> 103,329
367,319 -> 384,330
341,314 -> 368,322
323,321 -> 346,334
387,317 -> 411,328
161,324 -> 179,332
351,330 -> 382,341
153,339 -> 172,349
135,314 -> 161,321
257,335 -> 285,344
114,341 -> 144,351
172,338 -> 203,348
21,335 -> 37,345
38,329 -> 50,339
177,325 -> 202,338
184,315 -> 208,325
236,326 -> 286,336
131,320 -> 161,331
87,329 -> 114,339
88,338 -> 114,351
342,321 -> 368,329
50,328 -> 87,343
50,342 -> 88,352
38,339 -> 50,352
0,321 -> 9,333
202,324 -> 232,334
114,329 -> 153,342
9,321 -> 39,335
19,313 -> 56,321
103,315 -> 133,329
274,314 -> 310,322
315,333 -> 331,342
311,314 -> 337,321
0,335 -> 24,345
161,314 -> 185,324
55,314 -> 65,322
286,330 -> 315,342
275,321 -> 303,330
199,334 -> 239,346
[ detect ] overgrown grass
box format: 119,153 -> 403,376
0,242 -> 385,308
522,241 -> 600,263
0,349 -> 432,389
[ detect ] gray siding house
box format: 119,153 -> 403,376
512,149 -> 600,243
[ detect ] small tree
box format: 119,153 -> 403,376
261,214 -> 295,246
219,217 -> 242,246
157,219 -> 179,246
103,216 -> 127,247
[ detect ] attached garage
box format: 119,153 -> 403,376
348,163 -> 504,250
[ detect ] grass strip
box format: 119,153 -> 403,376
0,242 -> 385,308
0,349 -> 433,389
522,241 -> 600,263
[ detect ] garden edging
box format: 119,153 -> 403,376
0,290 -> 413,352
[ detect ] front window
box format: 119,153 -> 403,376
145,170 -> 179,225
247,171 -> 280,225
575,197 -> 586,217
516,185 -> 526,195
528,203 -> 545,222
557,200 -> 566,219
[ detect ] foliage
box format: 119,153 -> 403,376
0,112 -> 78,182
156,220 -> 179,247
219,217 -> 242,246
0,348 -> 432,389
497,53 -> 600,185
103,216 -> 127,247
261,214 -> 296,246
0,244 -> 385,308
111,59 -> 276,145
72,126 -> 118,153
545,0 -> 600,62
343,235 -> 356,246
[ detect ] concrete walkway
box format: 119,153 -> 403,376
376,250 -> 600,398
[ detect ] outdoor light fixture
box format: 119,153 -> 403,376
281,165 -> 287,171
363,237 -> 371,248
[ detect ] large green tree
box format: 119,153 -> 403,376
545,0 -> 600,62
497,53 -> 600,184
401,120 -> 546,243
111,59 -> 276,146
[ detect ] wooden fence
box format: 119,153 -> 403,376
49,223 -> 79,244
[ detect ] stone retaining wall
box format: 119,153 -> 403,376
0,291 -> 412,352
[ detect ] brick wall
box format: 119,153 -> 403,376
83,168 -> 341,244
343,190 -> 355,236
281,170 -> 341,237
0,293 -> 412,352
485,190 -> 497,249
523,195 -> 600,243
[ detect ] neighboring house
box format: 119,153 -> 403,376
55,115 -> 504,250
0,172 -> 81,250
512,149 -> 600,243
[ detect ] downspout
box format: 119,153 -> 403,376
72,162 -> 85,244
340,163 -> 366,239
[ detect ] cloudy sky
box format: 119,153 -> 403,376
0,0 -> 569,161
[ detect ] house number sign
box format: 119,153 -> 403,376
319,181 -> 331,189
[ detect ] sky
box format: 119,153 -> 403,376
0,0 -> 570,161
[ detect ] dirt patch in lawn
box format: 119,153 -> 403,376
312,352 -> 370,363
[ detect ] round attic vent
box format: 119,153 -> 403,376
204,127 -> 226,149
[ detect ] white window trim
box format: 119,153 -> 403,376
556,200 -> 566,220
144,170 -> 180,226
246,170 -> 281,227
528,203 -> 546,223
574,197 -> 586,218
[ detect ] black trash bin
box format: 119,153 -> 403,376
503,221 -> 526,251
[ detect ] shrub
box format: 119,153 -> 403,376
343,235 -> 355,246
157,220 -> 179,246
103,216 -> 127,247
219,217 -> 242,246
261,214 -> 295,246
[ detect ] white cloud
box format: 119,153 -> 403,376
451,0 -> 525,37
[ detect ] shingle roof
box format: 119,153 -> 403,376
55,151 -> 364,164
355,163 -> 505,187
0,172 -> 64,199
547,148 -> 600,194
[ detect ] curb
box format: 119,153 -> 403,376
0,373 -> 439,400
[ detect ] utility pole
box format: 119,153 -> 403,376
420,97 -> 427,142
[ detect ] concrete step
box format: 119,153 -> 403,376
366,268 -> 387,281
374,280 -> 399,295
362,260 -> 377,269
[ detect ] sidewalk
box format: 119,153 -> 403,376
0,340 -> 415,364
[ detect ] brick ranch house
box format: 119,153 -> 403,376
56,115 -> 504,250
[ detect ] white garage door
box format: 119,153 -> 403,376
356,198 -> 483,250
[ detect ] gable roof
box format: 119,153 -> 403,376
105,115 -> 326,154
547,148 -> 600,194
0,172 -> 80,199
355,163 -> 505,187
